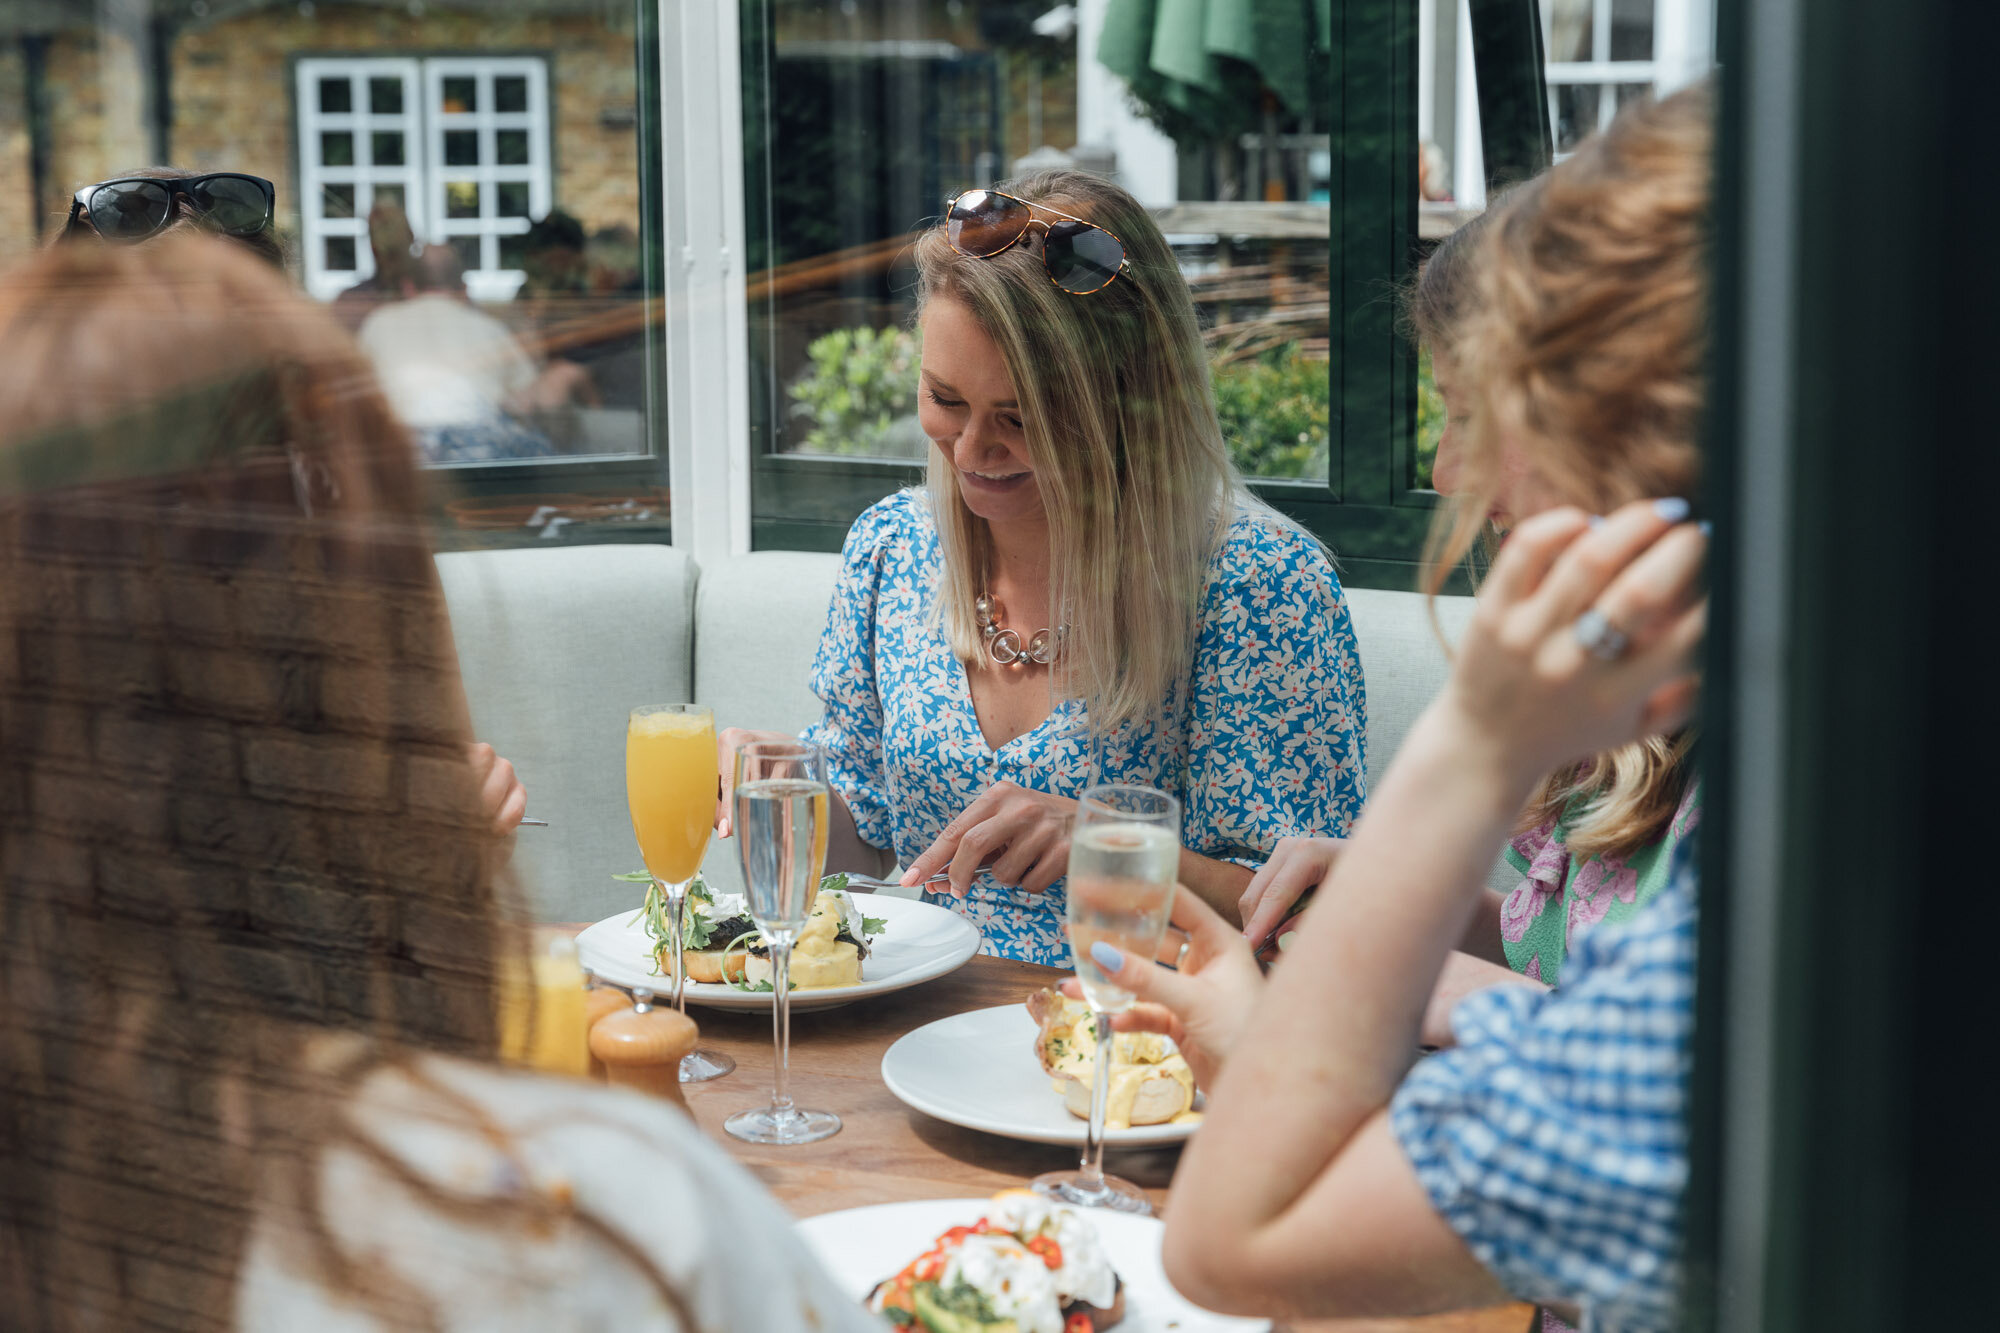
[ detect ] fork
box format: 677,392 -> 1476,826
838,870 -> 954,892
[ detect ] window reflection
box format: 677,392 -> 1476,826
745,1 -> 1335,482
0,0 -> 662,534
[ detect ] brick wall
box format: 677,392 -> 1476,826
0,45 -> 34,262
172,5 -> 641,243
29,29 -> 153,250
9,5 -> 641,260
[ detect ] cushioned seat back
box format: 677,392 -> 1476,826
1343,586 -> 1473,777
1345,587 -> 1514,893
692,552 -> 844,893
436,544 -> 696,922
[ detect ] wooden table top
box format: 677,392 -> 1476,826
667,951 -> 1533,1333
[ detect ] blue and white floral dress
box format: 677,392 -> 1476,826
800,489 -> 1368,964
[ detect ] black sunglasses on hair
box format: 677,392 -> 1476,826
66,174 -> 276,244
944,188 -> 1136,295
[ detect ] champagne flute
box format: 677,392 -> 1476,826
1033,782 -> 1180,1213
725,740 -> 840,1145
625,703 -> 734,1082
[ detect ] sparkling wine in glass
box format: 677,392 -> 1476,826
626,703 -> 733,1082
1033,782 -> 1180,1214
725,741 -> 840,1145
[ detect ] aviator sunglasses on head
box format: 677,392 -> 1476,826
943,188 -> 1136,295
66,173 -> 276,244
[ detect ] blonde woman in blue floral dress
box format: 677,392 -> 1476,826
719,171 -> 1367,965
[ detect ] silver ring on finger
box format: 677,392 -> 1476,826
1573,607 -> 1631,661
1175,938 -> 1192,970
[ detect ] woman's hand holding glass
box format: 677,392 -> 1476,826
899,779 -> 1075,895
1062,887 -> 1264,1093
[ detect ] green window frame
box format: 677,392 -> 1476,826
740,0 -> 1550,592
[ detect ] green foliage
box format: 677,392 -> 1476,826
785,325 -> 1342,481
1415,345 -> 1443,491
786,324 -> 923,458
1212,344 -> 1331,479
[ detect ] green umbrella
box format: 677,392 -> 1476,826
1097,0 -> 1331,119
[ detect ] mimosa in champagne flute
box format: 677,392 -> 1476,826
1033,783 -> 1180,1213
626,703 -> 733,1082
726,740 -> 840,1145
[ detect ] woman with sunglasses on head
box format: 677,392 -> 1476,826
720,171 -> 1367,963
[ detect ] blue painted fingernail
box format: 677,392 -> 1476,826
1696,521 -> 1713,537
1090,941 -> 1126,973
1653,497 -> 1691,523
1587,515 -> 1606,530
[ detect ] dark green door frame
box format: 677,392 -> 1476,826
1692,0 -> 2000,1329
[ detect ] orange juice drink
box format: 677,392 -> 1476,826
626,708 -> 718,884
498,937 -> 591,1077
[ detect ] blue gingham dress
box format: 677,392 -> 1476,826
1391,835 -> 1701,1331
800,489 -> 1368,964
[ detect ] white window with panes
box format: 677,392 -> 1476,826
1542,0 -> 1712,154
296,56 -> 552,302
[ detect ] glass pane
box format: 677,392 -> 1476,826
1543,0 -> 1595,63
496,181 -> 532,218
441,75 -> 477,114
495,75 -> 530,113
371,182 -> 406,213
444,130 -> 480,166
1554,82 -> 1603,153
747,3 -> 1333,479
318,76 -> 352,115
321,182 -> 355,219
499,231 -> 530,270
323,234 -> 356,270
1617,81 -> 1655,113
369,76 -> 404,115
319,130 -> 354,167
370,131 -> 406,167
1610,0 -> 1657,61
446,180 -> 482,219
448,234 -> 483,273
1415,344 -> 1443,491
496,130 -> 530,166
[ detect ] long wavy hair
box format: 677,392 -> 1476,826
913,170 -> 1261,733
1422,85 -> 1711,859
0,238 -> 678,1329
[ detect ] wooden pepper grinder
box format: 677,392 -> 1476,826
588,986 -> 698,1113
583,980 -> 634,1081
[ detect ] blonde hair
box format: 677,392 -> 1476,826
913,170 -> 1250,731
1423,85 -> 1712,860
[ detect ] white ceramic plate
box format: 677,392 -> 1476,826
575,893 -> 982,1012
798,1197 -> 1267,1333
881,1005 -> 1205,1147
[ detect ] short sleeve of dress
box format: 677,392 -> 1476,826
1180,512 -> 1368,863
1388,841 -> 1700,1331
798,495 -> 910,853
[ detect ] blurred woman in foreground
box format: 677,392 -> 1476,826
0,237 -> 874,1331
1087,87 -> 1715,1329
